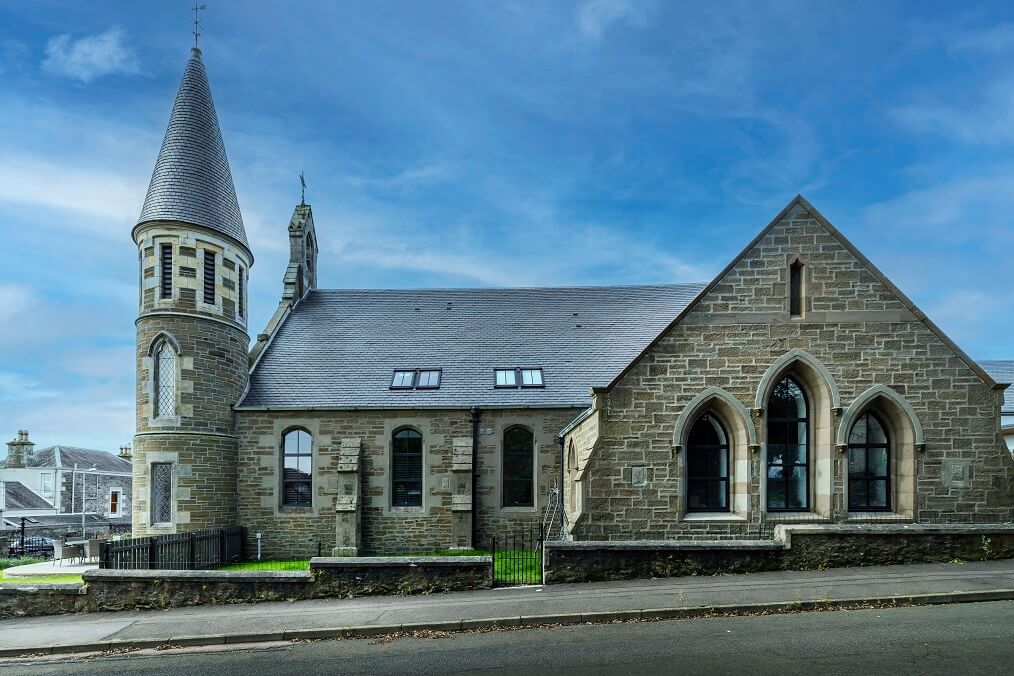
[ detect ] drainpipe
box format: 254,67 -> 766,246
470,407 -> 481,549
557,435 -> 565,539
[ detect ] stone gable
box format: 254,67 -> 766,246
567,200 -> 1010,541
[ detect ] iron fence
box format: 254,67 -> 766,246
489,523 -> 544,586
99,526 -> 245,570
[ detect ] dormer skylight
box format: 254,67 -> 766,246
391,369 -> 441,390
495,368 -> 544,389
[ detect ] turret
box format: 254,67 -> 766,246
131,47 -> 252,535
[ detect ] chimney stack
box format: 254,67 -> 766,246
118,444 -> 133,460
6,430 -> 35,468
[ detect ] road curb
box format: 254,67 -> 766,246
3,588 -> 1013,659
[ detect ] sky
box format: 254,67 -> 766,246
0,0 -> 1012,453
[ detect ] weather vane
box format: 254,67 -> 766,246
300,171 -> 307,205
193,3 -> 208,48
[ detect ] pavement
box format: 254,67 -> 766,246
2,560 -> 95,578
1,558 -> 1013,657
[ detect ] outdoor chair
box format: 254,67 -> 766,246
53,540 -> 84,566
86,539 -> 103,562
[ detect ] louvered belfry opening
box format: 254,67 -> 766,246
237,265 -> 244,318
203,250 -> 216,304
160,244 -> 173,299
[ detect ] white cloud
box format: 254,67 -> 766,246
0,284 -> 34,324
42,27 -> 139,83
576,0 -> 646,41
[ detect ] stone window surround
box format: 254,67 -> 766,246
107,486 -> 124,517
380,418 -> 436,516
786,254 -> 809,319
489,415 -> 550,515
755,350 -> 838,520
672,386 -> 755,521
835,384 -> 921,519
152,235 -> 177,305
501,424 -> 537,511
196,240 -> 223,312
279,426 -> 314,509
144,451 -> 179,530
145,332 -> 183,426
667,356 -> 922,524
268,418 -> 323,515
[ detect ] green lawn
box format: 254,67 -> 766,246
0,574 -> 83,585
218,559 -> 310,572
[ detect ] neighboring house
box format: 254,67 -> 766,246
0,480 -> 58,523
128,47 -> 1013,558
982,361 -> 1014,455
2,431 -> 133,525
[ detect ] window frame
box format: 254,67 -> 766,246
203,249 -> 216,305
766,375 -> 810,512
502,425 -> 535,508
108,487 -> 123,517
391,427 -> 424,507
685,413 -> 731,513
847,411 -> 892,512
789,259 -> 804,318
150,462 -> 173,526
159,243 -> 173,300
280,428 -> 313,508
390,369 -> 442,390
153,340 -> 177,419
494,368 -> 545,389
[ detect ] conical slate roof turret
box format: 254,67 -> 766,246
136,48 -> 249,251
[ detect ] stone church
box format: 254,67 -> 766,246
131,48 -> 1013,558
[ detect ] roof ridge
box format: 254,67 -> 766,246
311,282 -> 709,294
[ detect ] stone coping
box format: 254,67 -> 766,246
544,540 -> 784,551
309,556 -> 491,568
0,584 -> 84,594
545,524 -> 1014,553
83,569 -> 312,582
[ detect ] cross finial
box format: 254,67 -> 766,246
193,3 -> 208,48
300,170 -> 307,205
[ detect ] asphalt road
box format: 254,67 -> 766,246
6,601 -> 1013,675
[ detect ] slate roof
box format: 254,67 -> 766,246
30,446 -> 131,473
238,283 -> 706,410
980,360 -> 1014,414
2,481 -> 53,510
135,48 -> 249,252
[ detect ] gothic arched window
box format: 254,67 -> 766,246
392,428 -> 423,507
767,376 -> 809,511
153,340 -> 177,418
281,428 -> 312,507
686,413 -> 730,512
503,426 -> 535,507
848,411 -> 891,511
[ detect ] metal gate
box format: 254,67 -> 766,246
489,523 -> 544,586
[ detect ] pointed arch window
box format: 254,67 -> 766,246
686,413 -> 730,512
847,412 -> 891,511
767,376 -> 809,511
503,426 -> 535,507
153,340 -> 177,418
392,428 -> 423,507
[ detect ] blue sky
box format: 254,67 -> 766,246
1,1 -> 1012,452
